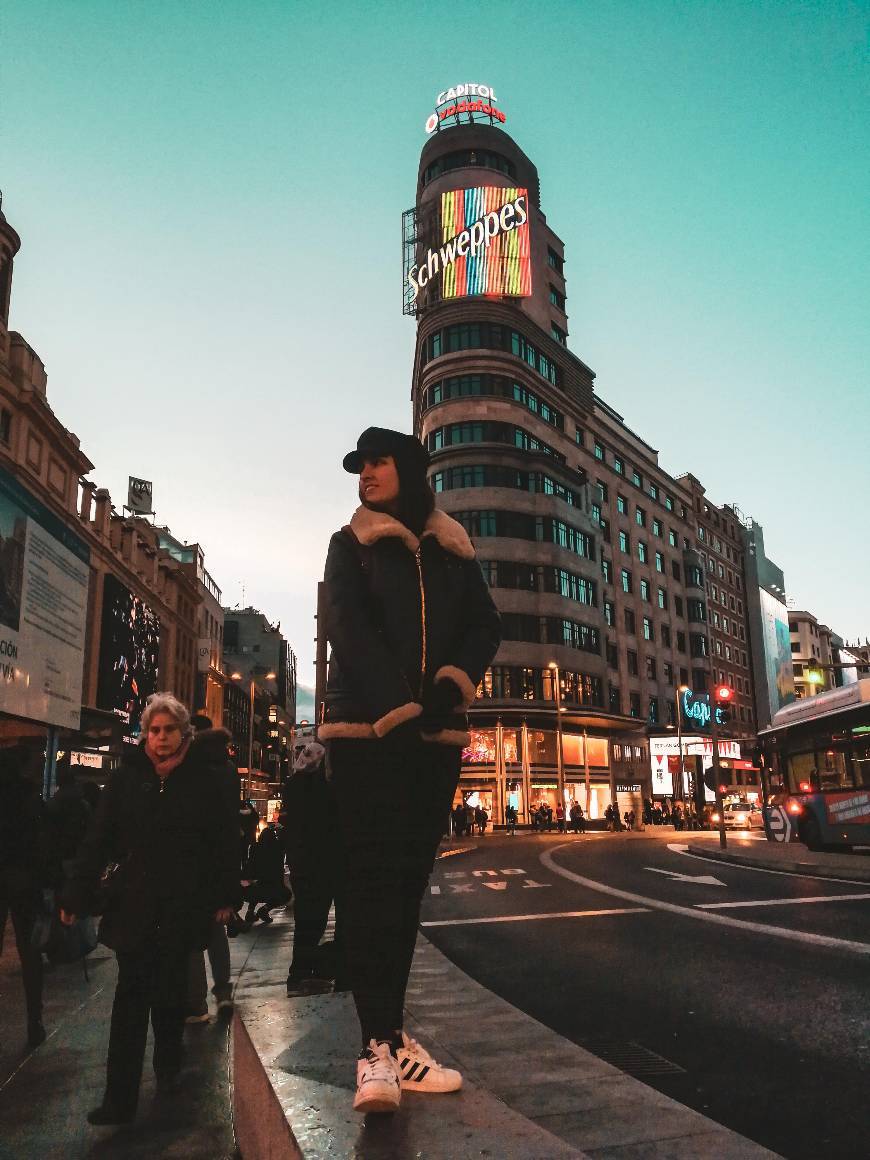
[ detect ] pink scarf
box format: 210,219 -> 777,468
145,735 -> 192,781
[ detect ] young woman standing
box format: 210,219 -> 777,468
320,427 -> 501,1114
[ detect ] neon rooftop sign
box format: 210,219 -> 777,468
425,84 -> 506,134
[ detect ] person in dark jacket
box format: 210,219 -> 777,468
241,824 -> 290,925
185,715 -> 240,1023
60,692 -> 240,1126
0,745 -> 48,1049
44,759 -> 92,889
320,426 -> 501,1114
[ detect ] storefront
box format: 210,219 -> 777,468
459,708 -> 649,825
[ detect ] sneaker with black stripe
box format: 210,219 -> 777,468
353,1040 -> 401,1113
397,1032 -> 462,1093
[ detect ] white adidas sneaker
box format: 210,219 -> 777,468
397,1032 -> 463,1093
353,1040 -> 402,1113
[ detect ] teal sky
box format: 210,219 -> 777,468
3,1 -> 868,709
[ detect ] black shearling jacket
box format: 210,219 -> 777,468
320,506 -> 501,745
61,729 -> 240,953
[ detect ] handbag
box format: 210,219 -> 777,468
92,859 -> 127,917
44,913 -> 99,966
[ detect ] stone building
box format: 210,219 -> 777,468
405,110 -> 755,822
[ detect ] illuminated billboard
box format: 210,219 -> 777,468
97,573 -> 160,739
404,186 -> 531,313
758,587 -> 795,720
0,465 -> 89,729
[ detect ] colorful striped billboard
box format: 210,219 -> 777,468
440,186 -> 531,300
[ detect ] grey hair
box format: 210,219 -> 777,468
140,692 -> 192,737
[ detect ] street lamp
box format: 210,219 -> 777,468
231,668 -> 276,797
710,684 -> 733,850
675,684 -> 690,807
548,662 -> 565,819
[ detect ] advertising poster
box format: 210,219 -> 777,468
96,573 -> 160,739
405,186 -> 532,310
759,587 -> 795,718
0,465 -> 90,729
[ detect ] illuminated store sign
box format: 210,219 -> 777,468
681,688 -> 727,728
425,83 -> 506,133
407,186 -> 530,304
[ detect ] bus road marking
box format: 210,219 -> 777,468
542,845 -> 870,956
421,907 -> 648,929
697,891 -> 870,910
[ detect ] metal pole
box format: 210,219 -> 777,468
553,666 -> 565,818
521,721 -> 531,828
583,727 -> 591,818
247,679 -> 255,799
710,698 -> 727,849
676,689 -> 687,805
495,719 -> 505,826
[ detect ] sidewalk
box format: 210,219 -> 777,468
684,835 -> 870,882
231,908 -> 780,1159
0,918 -> 236,1159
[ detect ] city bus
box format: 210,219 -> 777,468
757,679 -> 870,852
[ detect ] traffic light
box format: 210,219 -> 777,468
714,683 -> 734,723
703,766 -> 729,793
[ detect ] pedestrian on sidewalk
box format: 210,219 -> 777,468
185,715 -> 240,1024
555,801 -> 565,833
320,427 -> 501,1114
60,692 -> 240,1127
241,822 -> 290,926
505,803 -> 517,835
281,738 -> 339,995
0,745 -> 48,1050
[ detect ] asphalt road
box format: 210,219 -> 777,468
421,830 -> 870,1160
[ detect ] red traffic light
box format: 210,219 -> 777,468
715,685 -> 734,702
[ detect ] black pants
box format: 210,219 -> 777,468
103,941 -> 188,1114
0,872 -> 43,1031
328,737 -> 459,1046
283,769 -> 338,974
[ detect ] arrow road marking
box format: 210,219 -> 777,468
645,867 -> 726,886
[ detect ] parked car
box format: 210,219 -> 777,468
721,802 -> 764,830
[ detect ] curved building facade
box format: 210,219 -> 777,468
405,111 -> 755,824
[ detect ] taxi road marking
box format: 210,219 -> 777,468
421,907 -> 647,928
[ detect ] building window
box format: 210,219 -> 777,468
602,558 -> 612,583
646,656 -> 657,679
604,599 -> 615,626
614,456 -> 624,475
677,630 -> 687,652
547,247 -> 564,274
657,587 -> 668,609
665,495 -> 674,512
549,284 -> 566,310
643,618 -> 654,642
640,578 -> 650,601
649,483 -> 659,501
652,518 -> 662,537
597,479 -> 609,501
609,685 -> 621,713
671,560 -> 681,581
617,494 -> 627,514
0,408 -> 11,446
627,650 -> 639,676
674,595 -> 684,617
606,640 -> 618,668
594,440 -> 605,460
661,624 -> 672,647
648,697 -> 659,724
619,530 -> 629,553
669,529 -> 678,547
575,426 -> 585,446
629,692 -> 641,718
638,542 -> 648,564
551,322 -> 567,345
624,608 -> 636,634
632,469 -> 642,488
636,507 -> 646,527
655,551 -> 664,573
621,568 -> 632,593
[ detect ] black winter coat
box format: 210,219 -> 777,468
61,729 -> 240,954
320,506 -> 501,744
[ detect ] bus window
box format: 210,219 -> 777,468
788,751 -> 820,792
819,748 -> 849,791
852,738 -> 870,788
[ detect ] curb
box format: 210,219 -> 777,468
685,844 -> 870,883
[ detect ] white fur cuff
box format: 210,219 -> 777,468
372,701 -> 423,738
420,729 -> 471,747
318,722 -> 376,740
435,666 -> 477,711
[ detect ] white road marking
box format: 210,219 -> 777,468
449,883 -> 474,894
430,885 -> 441,895
697,892 -> 870,910
541,845 -> 870,956
666,842 -> 870,887
482,881 -> 507,891
645,867 -> 726,886
421,907 -> 647,928
472,869 -> 499,877
522,879 -> 550,888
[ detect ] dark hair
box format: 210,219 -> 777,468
191,714 -> 213,733
393,453 -> 435,537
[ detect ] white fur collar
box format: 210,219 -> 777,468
348,506 -> 475,559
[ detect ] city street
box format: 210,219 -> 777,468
421,830 -> 870,1160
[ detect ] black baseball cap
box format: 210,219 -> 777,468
342,427 -> 430,474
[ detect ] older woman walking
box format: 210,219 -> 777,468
60,693 -> 239,1125
320,427 -> 501,1114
